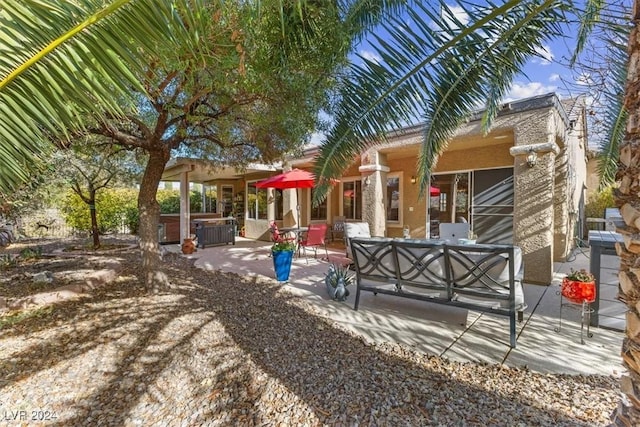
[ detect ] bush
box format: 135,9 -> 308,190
59,188 -> 139,234
585,187 -> 615,219
156,189 -> 202,214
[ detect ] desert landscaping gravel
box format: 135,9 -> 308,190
0,239 -> 620,426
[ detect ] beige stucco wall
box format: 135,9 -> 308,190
552,106 -> 588,261
434,142 -> 514,171
511,109 -> 556,284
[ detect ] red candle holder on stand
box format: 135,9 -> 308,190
555,271 -> 596,344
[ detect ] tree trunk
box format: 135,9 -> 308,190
611,2 -> 640,425
89,189 -> 100,250
138,147 -> 171,292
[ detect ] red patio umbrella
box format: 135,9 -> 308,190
255,169 -> 318,226
255,168 -> 317,190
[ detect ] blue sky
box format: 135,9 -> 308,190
356,3 -> 581,102
311,0 -> 629,148
309,1 -> 612,147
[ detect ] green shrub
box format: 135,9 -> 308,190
59,188 -> 139,234
124,206 -> 140,235
157,189 -> 202,214
0,254 -> 17,269
585,186 -> 615,219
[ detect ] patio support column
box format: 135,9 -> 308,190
510,141 -> 559,284
201,184 -> 207,213
280,166 -> 298,227
267,188 -> 276,224
360,149 -> 389,237
180,170 -> 190,242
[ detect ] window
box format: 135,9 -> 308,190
310,188 -> 328,220
275,189 -> 283,220
221,185 -> 234,217
204,186 -> 217,213
343,180 -> 362,220
386,175 -> 401,222
247,182 -> 268,220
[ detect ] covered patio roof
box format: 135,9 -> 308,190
161,157 -> 281,183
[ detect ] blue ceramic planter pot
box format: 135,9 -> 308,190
272,250 -> 293,282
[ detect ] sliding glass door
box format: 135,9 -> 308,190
429,168 -> 513,243
471,168 -> 514,244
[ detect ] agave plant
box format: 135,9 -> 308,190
565,268 -> 596,283
325,263 -> 354,301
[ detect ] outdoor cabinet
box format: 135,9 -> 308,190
193,219 -> 236,248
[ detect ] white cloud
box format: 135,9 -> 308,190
448,5 -> 470,26
533,44 -> 554,65
428,4 -> 469,33
505,82 -> 557,101
360,49 -> 381,64
549,73 -> 560,82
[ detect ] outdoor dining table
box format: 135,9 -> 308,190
588,230 -> 623,327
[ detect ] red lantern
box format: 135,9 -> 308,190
561,277 -> 596,304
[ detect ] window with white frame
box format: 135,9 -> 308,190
221,185 -> 233,216
386,175 -> 401,222
247,181 -> 268,220
342,179 -> 362,220
310,188 -> 328,220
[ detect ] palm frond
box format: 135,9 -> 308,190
597,36 -> 628,188
0,0 -> 201,193
571,0 -> 606,64
419,0 -> 567,190
314,0 -> 569,200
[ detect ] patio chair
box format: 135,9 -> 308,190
299,223 -> 329,263
344,222 -> 371,258
330,216 -> 346,242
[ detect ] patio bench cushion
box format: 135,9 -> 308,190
394,239 -> 448,299
344,222 -> 372,258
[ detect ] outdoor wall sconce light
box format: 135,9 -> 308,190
363,176 -> 371,186
526,149 -> 538,168
410,176 -> 417,184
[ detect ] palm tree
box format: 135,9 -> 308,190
312,0 -> 638,423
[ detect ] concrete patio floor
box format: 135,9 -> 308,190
169,237 -> 625,377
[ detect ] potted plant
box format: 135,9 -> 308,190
272,240 -> 296,282
325,263 -> 354,301
562,268 -> 596,304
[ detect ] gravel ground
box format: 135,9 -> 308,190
0,239 -> 620,426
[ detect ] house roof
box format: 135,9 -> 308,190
164,92 -> 582,179
385,92 -> 574,140
161,157 -> 279,183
